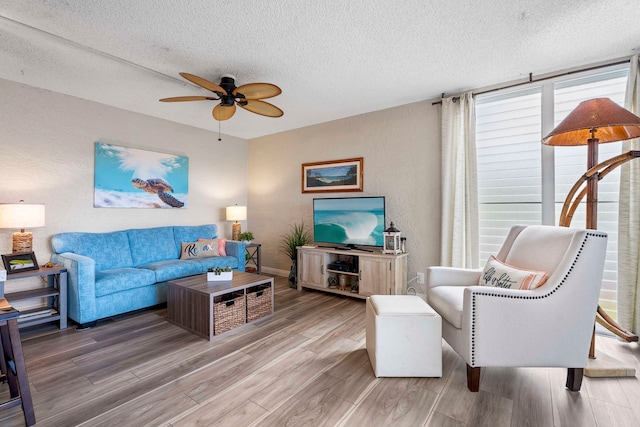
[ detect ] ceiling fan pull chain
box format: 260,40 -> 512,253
218,120 -> 222,141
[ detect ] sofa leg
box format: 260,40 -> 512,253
467,365 -> 481,392
76,321 -> 97,330
566,368 -> 583,391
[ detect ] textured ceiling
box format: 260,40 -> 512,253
1,1 -> 639,140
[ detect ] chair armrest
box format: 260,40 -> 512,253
427,266 -> 482,289
462,284 -> 594,367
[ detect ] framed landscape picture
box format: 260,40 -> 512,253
302,157 -> 363,193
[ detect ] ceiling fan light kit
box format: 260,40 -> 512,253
160,72 -> 283,122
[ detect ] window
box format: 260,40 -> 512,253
476,64 -> 629,319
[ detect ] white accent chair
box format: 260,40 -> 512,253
427,225 -> 608,392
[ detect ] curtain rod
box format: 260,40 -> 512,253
432,57 -> 632,105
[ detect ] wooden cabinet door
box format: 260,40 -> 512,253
299,250 -> 325,287
359,256 -> 390,296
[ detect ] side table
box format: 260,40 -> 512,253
0,267 -> 67,329
245,243 -> 262,274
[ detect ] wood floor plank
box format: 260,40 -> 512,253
80,389 -> 199,427
590,398 -> 640,427
324,348 -> 377,404
549,367 -> 596,427
341,376 -> 438,426
184,399 -> 268,427
426,411 -> 466,427
433,358 -> 482,424
3,276 -> 638,427
480,366 -> 552,426
257,373 -> 355,426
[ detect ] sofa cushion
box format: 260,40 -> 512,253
51,231 -> 133,271
428,286 -> 465,329
191,255 -> 239,271
138,259 -> 203,282
479,256 -> 548,290
95,267 -> 157,297
127,227 -> 178,266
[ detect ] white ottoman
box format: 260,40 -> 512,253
366,295 -> 442,377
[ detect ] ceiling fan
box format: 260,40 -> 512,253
160,72 -> 283,121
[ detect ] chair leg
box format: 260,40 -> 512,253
466,364 -> 481,392
566,368 -> 584,391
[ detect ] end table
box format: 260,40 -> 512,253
245,243 -> 262,274
0,266 -> 67,329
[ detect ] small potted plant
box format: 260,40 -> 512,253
238,231 -> 254,244
207,266 -> 233,281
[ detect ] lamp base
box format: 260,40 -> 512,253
232,222 -> 241,241
12,231 -> 33,253
585,351 -> 636,378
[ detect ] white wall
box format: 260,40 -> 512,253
248,100 -> 442,295
0,78 -> 248,294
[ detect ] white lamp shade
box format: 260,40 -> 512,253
0,203 -> 45,229
226,205 -> 247,221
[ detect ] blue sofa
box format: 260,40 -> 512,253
51,224 -> 245,327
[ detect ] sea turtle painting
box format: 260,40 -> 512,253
132,178 -> 185,208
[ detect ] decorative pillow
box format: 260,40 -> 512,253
200,237 -> 226,256
179,241 -> 201,260
179,239 -> 220,260
478,256 -> 548,290
196,238 -> 220,258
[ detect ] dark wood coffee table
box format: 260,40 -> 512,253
167,271 -> 274,340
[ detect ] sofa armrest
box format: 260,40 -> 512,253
51,252 -> 97,324
225,240 -> 246,272
427,266 -> 482,289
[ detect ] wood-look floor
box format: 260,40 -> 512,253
1,276 -> 639,426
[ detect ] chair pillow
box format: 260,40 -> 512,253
479,256 -> 548,290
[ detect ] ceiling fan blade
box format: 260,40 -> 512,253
213,103 -> 236,121
159,96 -> 218,102
233,83 -> 282,100
179,72 -> 227,95
240,99 -> 284,117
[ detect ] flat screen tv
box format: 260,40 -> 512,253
313,196 -> 385,249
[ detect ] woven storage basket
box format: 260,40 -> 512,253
246,283 -> 272,322
213,291 -> 246,335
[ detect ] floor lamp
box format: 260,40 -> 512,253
542,97 -> 640,377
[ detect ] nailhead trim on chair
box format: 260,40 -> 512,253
469,232 -> 607,365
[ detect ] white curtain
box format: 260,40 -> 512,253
618,54 -> 640,334
440,92 -> 479,268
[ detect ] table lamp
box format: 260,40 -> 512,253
0,201 -> 46,253
226,205 -> 246,241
